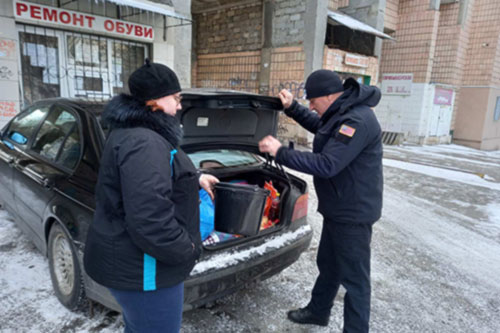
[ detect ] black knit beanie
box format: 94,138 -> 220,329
304,69 -> 344,99
128,59 -> 181,102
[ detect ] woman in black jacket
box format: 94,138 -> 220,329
84,60 -> 218,333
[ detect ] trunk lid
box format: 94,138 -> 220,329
178,89 -> 283,154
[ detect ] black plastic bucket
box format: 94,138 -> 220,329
213,182 -> 270,236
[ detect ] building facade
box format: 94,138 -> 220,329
191,0 -> 388,144
378,0 -> 500,150
0,0 -> 192,128
191,0 -> 500,150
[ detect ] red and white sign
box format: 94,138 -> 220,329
344,53 -> 369,68
14,0 -> 154,42
381,73 -> 413,95
433,87 -> 453,106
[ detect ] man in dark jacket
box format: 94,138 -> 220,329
259,69 -> 383,332
84,60 -> 218,333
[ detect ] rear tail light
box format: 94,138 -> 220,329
291,193 -> 308,222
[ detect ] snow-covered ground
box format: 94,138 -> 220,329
1,144 -> 499,332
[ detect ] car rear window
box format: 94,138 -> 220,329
188,149 -> 260,169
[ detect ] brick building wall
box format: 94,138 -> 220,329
454,0 -> 500,150
431,0 -> 475,131
323,48 -> 379,84
339,0 -> 349,8
380,0 -> 440,84
464,0 -> 500,86
194,2 -> 262,55
272,0 -> 306,47
268,46 -> 308,143
328,0 -> 346,10
195,51 -> 261,93
269,46 -> 306,97
432,2 -> 467,86
384,0 -> 399,33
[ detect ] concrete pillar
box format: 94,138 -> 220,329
171,0 -> 192,88
0,0 -> 21,127
259,0 -> 274,95
303,0 -> 328,79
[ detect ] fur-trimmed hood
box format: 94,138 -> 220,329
102,93 -> 183,147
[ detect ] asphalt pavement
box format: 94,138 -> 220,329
0,143 -> 499,332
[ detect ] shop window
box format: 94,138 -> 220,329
77,77 -> 104,92
337,72 -> 371,85
67,36 -> 107,68
19,32 -> 60,106
111,42 -> 146,95
18,25 -> 148,104
325,24 -> 375,56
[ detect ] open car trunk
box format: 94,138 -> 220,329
200,165 -> 297,249
178,90 -> 306,249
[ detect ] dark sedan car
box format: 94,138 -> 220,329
0,90 -> 312,312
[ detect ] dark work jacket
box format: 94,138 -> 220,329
276,78 -> 383,224
84,94 -> 202,291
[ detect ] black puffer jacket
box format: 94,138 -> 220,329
276,78 -> 383,224
84,94 -> 202,291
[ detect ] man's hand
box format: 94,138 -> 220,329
278,89 -> 294,109
259,135 -> 282,157
199,174 -> 219,200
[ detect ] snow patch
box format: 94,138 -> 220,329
383,158 -> 500,191
485,203 -> 500,225
191,225 -> 312,275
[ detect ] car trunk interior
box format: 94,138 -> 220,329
201,167 -> 292,249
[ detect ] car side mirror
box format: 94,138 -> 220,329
9,131 -> 28,145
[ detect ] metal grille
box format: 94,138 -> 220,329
18,24 -> 148,107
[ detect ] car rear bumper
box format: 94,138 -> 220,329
83,224 -> 313,312
183,224 -> 313,310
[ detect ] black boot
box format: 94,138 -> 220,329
287,307 -> 329,326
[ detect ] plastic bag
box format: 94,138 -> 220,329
202,230 -> 241,246
199,189 -> 215,241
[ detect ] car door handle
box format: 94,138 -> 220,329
42,177 -> 54,189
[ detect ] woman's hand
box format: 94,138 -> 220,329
199,174 -> 219,200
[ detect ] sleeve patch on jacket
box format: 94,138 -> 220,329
339,124 -> 356,137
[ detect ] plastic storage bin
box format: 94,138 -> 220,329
214,182 -> 270,236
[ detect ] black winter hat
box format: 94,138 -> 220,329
128,59 -> 181,102
304,69 -> 344,99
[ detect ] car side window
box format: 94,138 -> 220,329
31,105 -> 81,169
6,106 -> 50,147
57,124 -> 81,169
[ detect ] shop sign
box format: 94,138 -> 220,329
344,53 -> 369,68
433,87 -> 453,106
14,0 -> 154,42
381,73 -> 413,95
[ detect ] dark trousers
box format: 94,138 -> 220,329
109,282 -> 184,333
308,220 -> 373,333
